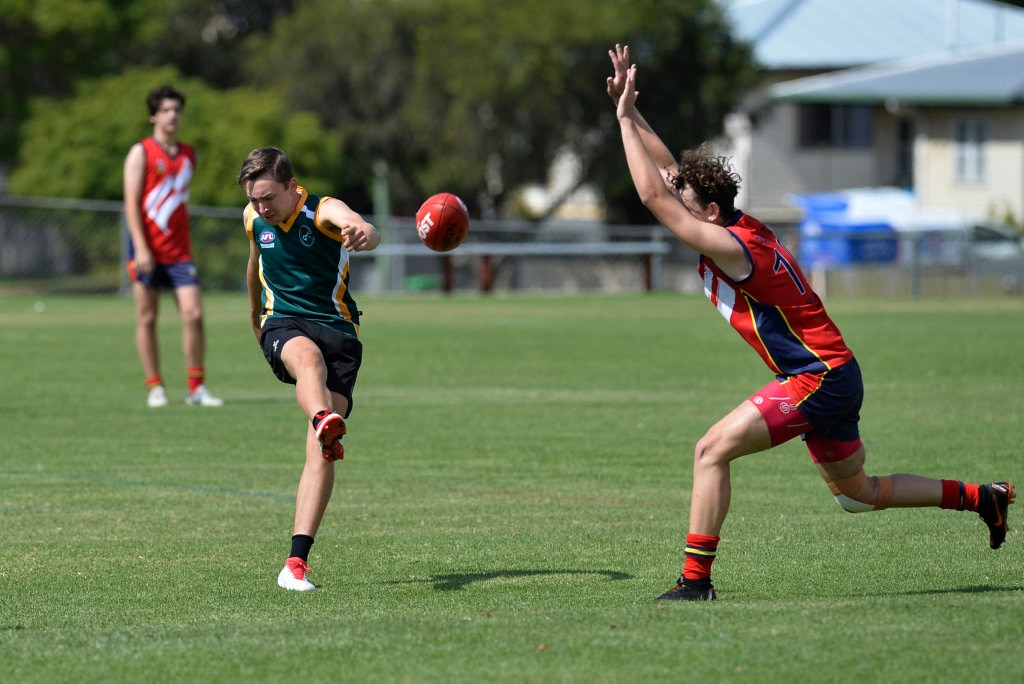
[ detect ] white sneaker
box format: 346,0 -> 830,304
277,557 -> 316,591
185,384 -> 223,406
147,386 -> 168,408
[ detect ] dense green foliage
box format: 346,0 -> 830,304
7,66 -> 341,207
1,293 -> 1022,682
3,0 -> 756,218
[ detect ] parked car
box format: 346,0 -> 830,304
964,221 -> 1024,291
968,221 -> 1024,262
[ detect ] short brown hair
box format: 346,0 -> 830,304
146,85 -> 185,116
237,147 -> 295,187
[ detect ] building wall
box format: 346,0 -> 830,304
916,108 -> 1024,222
735,102 -> 876,216
727,100 -> 1024,227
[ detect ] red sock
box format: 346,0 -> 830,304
146,375 -> 163,390
682,533 -> 719,580
187,366 -> 204,393
939,480 -> 980,511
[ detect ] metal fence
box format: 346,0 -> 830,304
1,195 -> 1021,297
0,195 -> 684,296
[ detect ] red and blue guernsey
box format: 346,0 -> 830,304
698,212 -> 854,377
134,136 -> 195,264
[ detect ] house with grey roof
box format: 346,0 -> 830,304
719,0 -> 1024,226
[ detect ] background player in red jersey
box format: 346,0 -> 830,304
607,44 -> 1014,601
123,85 -> 222,408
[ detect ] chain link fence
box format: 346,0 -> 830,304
0,195 -> 689,296
0,196 -> 245,295
1,195 -> 1021,297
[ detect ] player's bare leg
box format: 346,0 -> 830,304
281,337 -> 334,420
277,337 -> 348,590
294,423 -> 336,539
816,449 -> 943,511
689,400 -> 773,536
175,284 -> 205,372
133,282 -> 161,380
660,400 -> 772,601
817,451 -> 1014,549
132,282 -> 165,406
175,284 -> 221,405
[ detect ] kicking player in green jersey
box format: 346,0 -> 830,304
238,146 -> 381,591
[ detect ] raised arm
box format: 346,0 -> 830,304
615,64 -> 747,273
607,44 -> 677,191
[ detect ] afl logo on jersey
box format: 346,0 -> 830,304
259,231 -> 276,248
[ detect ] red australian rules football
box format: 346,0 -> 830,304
415,192 -> 469,252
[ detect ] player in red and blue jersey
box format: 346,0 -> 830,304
123,85 -> 221,408
608,44 -> 1014,601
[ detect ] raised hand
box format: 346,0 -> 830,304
616,64 -> 639,121
606,43 -> 631,102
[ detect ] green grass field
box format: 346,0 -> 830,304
1,292 -> 1021,683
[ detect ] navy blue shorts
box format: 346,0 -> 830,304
260,317 -> 363,417
793,358 -> 863,442
751,357 -> 863,446
129,260 -> 199,290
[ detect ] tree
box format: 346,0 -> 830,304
0,0 -> 292,166
241,0 -> 757,221
119,0 -> 294,88
7,66 -> 343,207
6,0 -> 756,226
0,0 -> 133,162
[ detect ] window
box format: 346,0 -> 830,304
953,117 -> 986,184
797,104 -> 874,148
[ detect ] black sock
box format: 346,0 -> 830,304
312,409 -> 330,430
290,534 -> 314,561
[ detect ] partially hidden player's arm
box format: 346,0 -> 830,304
318,198 -> 381,252
615,65 -> 747,275
122,142 -> 153,274
243,205 -> 263,341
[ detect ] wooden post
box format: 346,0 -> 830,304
442,255 -> 453,293
479,255 -> 494,293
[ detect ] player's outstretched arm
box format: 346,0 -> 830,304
319,198 -> 380,252
616,65 -> 743,267
607,44 -> 677,190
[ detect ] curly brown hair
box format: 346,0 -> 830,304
669,142 -> 741,215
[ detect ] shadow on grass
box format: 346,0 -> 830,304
423,569 -> 633,591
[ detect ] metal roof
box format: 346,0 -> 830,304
722,0 -> 1024,69
770,41 -> 1024,105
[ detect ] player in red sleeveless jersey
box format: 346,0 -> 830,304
608,44 -> 1013,601
123,85 -> 221,408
